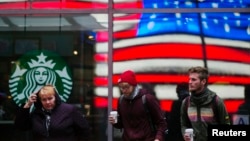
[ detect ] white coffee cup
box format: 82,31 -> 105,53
110,111 -> 118,123
185,128 -> 194,141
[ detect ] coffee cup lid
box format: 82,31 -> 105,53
185,128 -> 193,132
110,111 -> 117,114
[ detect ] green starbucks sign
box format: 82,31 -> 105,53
9,50 -> 73,107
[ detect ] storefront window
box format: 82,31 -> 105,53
111,12 -> 250,115
113,0 -> 250,9
0,0 -> 108,9
0,0 -> 249,141
0,14 -> 108,141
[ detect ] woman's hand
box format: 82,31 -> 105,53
23,93 -> 37,108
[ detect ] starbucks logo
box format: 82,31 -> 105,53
9,50 -> 73,107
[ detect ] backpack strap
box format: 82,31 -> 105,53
142,95 -> 156,132
211,95 -> 219,123
184,96 -> 192,128
118,94 -> 124,112
119,95 -> 124,106
185,96 -> 191,111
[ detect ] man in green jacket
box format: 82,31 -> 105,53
180,66 -> 230,141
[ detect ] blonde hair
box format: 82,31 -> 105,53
38,84 -> 56,97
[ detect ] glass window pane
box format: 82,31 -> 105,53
0,14 -> 108,141
113,0 -> 250,9
0,0 -> 27,9
0,0 -> 108,9
0,0 -> 250,140
112,12 -> 250,115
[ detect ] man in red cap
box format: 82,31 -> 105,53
109,70 -> 167,141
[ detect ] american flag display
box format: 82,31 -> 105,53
0,0 -> 249,9
93,0 -> 250,114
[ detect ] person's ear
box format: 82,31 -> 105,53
201,79 -> 206,86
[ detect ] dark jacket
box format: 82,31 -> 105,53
114,88 -> 167,141
166,99 -> 185,141
14,92 -> 90,141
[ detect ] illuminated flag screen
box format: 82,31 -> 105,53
93,1 -> 250,113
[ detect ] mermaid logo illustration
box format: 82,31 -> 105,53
9,50 -> 73,107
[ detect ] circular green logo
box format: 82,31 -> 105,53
9,50 -> 73,107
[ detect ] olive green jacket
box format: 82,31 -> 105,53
180,88 -> 230,141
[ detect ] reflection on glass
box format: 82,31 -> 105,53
0,0 -> 108,9
113,0 -> 250,9
0,14 -> 107,32
95,12 -> 250,115
0,12 -> 109,141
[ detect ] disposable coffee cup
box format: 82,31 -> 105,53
185,128 -> 194,141
110,111 -> 118,123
